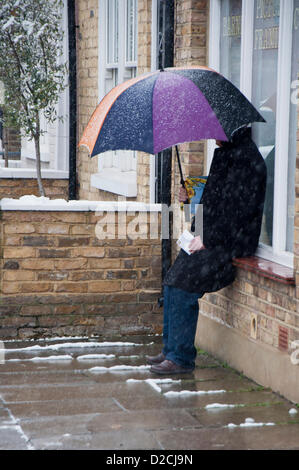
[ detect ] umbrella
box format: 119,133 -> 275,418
79,66 -> 265,190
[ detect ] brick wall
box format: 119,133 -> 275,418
0,179 -> 69,200
0,209 -> 162,339
199,270 -> 298,350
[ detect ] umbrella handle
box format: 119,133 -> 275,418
175,145 -> 189,204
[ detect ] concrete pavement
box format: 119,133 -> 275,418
0,334 -> 298,450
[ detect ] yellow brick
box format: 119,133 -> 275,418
3,247 -> 36,258
36,224 -> 70,234
88,281 -> 121,292
19,259 -> 55,270
55,282 -> 88,293
3,271 -> 35,281
4,223 -> 35,234
2,282 -> 21,294
21,282 -> 53,293
72,247 -> 105,258
55,259 -> 88,270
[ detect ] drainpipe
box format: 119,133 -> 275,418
157,0 -> 175,307
67,0 -> 77,200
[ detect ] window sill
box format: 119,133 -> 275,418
90,168 -> 137,197
232,256 -> 295,286
0,168 -> 69,179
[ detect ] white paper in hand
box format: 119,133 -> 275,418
177,230 -> 194,255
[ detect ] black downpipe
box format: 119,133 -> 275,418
67,0 -> 77,200
157,0 -> 175,307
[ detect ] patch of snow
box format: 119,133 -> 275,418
226,419 -> 275,428
22,19 -> 35,35
146,379 -> 163,393
2,341 -> 142,353
118,355 -> 139,359
3,336 -> 89,343
126,377 -> 181,393
0,195 -> 162,213
205,403 -> 242,410
3,17 -> 15,30
89,365 -> 151,373
239,422 -> 275,427
154,378 -> 181,384
76,354 -> 115,361
30,355 -> 73,362
6,355 -> 73,363
126,378 -> 181,385
245,417 -> 255,423
164,389 -> 226,398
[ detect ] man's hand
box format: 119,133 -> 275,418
179,186 -> 188,202
189,235 -> 205,254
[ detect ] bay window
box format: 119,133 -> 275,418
209,0 -> 298,267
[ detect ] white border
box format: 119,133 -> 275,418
150,0 -> 158,203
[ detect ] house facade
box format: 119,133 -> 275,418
0,0 -> 299,402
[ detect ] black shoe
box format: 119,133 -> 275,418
150,359 -> 194,375
146,352 -> 166,365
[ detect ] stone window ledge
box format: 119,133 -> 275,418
91,169 -> 137,198
232,256 -> 295,286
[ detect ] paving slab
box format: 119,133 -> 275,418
6,397 -> 121,419
31,429 -> 161,450
1,381 -> 155,403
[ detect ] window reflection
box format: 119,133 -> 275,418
220,0 -> 242,88
251,0 -> 280,247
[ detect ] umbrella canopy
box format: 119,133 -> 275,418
79,66 -> 265,157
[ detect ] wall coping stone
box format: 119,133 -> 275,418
0,195 -> 162,212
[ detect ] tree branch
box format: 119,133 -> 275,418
6,30 -> 35,97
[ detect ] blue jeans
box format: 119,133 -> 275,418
162,285 -> 201,369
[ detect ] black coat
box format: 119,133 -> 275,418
163,127 -> 267,295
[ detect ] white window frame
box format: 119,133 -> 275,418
150,0 -> 158,203
209,0 -> 295,268
0,0 -> 69,178
93,0 -> 138,197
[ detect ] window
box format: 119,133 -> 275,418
0,0 -> 69,176
95,0 -> 138,197
209,0 -> 298,267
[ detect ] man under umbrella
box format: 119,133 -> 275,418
147,125 -> 267,375
79,66 -> 267,375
